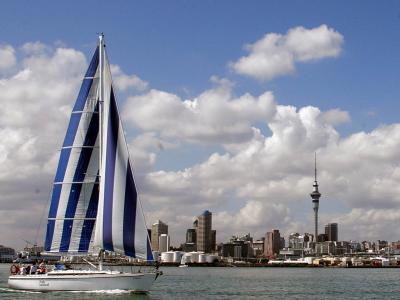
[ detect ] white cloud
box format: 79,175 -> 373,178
1,36 -> 399,250
0,45 -> 16,70
110,64 -> 148,91
123,77 -> 276,145
231,24 -> 344,80
138,103 -> 400,244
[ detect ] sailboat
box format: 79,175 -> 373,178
8,34 -> 161,292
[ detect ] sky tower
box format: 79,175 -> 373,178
310,153 -> 321,244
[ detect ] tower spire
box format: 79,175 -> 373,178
314,152 -> 317,182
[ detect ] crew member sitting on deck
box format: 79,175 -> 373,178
38,262 -> 46,274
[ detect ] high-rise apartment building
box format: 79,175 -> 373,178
197,210 -> 212,253
151,220 -> 168,251
325,223 -> 338,242
158,234 -> 170,252
264,229 -> 282,257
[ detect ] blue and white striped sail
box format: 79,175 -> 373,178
45,37 -> 153,260
94,40 -> 153,261
44,47 -> 100,253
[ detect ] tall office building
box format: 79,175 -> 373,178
211,230 -> 216,252
151,220 -> 168,251
197,210 -> 212,253
325,223 -> 338,242
264,229 -> 281,257
158,234 -> 170,252
186,228 -> 197,243
310,154 -> 321,245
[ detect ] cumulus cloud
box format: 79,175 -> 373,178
0,42 -> 148,249
231,24 -> 344,80
0,45 -> 16,70
137,103 -> 400,244
110,64 -> 148,92
123,77 -> 276,145
1,35 -> 398,250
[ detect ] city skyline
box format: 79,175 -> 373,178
1,1 -> 400,249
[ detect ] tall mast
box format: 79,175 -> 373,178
98,33 -> 104,175
98,33 -> 104,270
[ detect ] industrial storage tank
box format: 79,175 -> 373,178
161,251 -> 174,263
190,252 -> 200,263
173,251 -> 183,263
198,254 -> 207,263
181,253 -> 192,264
152,251 -> 160,261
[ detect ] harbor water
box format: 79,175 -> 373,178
0,264 -> 399,299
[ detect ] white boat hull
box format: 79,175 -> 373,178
8,270 -> 158,293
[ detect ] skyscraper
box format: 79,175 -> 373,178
197,210 -> 212,253
186,228 -> 197,243
158,234 -> 170,252
325,223 -> 338,242
264,229 -> 281,257
310,154 -> 321,245
151,220 -> 168,251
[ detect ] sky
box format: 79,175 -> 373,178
1,1 -> 400,249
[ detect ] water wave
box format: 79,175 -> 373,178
68,289 -> 132,295
0,287 -> 42,294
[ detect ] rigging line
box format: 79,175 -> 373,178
35,181 -> 54,247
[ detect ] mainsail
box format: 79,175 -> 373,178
45,37 -> 153,260
94,37 -> 153,261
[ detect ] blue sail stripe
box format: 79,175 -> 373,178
123,162 -> 137,257
147,236 -> 154,261
72,47 -> 99,112
44,220 -> 55,252
45,147 -> 69,251
78,175 -> 99,252
59,107 -> 99,252
53,148 -> 72,186
103,89 -> 119,252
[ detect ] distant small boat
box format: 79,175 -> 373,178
8,34 -> 161,293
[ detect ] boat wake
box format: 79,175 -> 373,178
0,287 -> 42,294
68,289 -> 132,295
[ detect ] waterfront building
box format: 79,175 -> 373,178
211,230 -> 217,252
264,229 -> 282,257
325,223 -> 338,241
318,233 -> 328,242
186,228 -> 197,244
0,245 -> 15,263
375,240 -> 388,252
183,228 -> 197,252
197,210 -> 212,253
315,241 -> 336,255
288,232 -> 314,254
219,240 -> 252,259
310,154 -> 321,245
151,220 -> 168,251
336,241 -> 350,255
252,239 -> 265,257
158,234 -> 170,252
